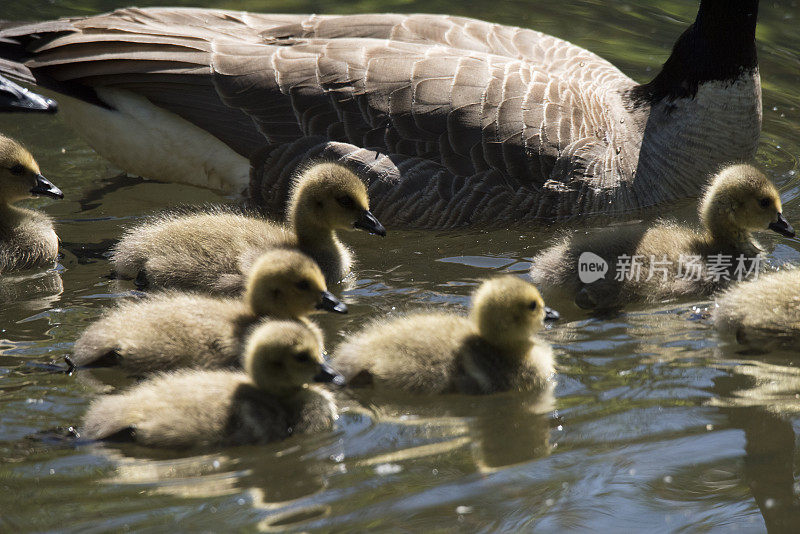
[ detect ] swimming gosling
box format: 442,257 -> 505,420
530,164 -> 795,310
714,268 -> 800,351
81,320 -> 343,448
331,276 -> 558,395
0,134 -> 63,273
111,162 -> 386,292
69,249 -> 346,373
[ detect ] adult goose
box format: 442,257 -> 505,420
0,1 -> 761,227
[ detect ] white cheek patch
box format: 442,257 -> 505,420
58,88 -> 251,195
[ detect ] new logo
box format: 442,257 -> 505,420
578,252 -> 608,284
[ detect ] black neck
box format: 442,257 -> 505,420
629,0 -> 759,106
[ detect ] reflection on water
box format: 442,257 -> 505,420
0,269 -> 63,318
0,0 -> 799,531
710,358 -> 800,533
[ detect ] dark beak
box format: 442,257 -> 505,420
30,174 -> 64,199
316,290 -> 348,314
313,362 -> 346,387
544,306 -> 560,321
0,76 -> 58,113
768,213 -> 795,238
353,209 -> 387,236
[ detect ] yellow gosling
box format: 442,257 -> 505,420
531,164 -> 795,310
81,320 -> 342,448
714,268 -> 800,350
111,162 -> 385,292
69,249 -> 346,373
332,276 -> 558,394
0,134 -> 63,273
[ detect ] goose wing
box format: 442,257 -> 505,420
0,8 -> 636,224
253,12 -> 629,81
216,37 -> 633,223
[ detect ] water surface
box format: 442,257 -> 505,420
1,0 -> 799,531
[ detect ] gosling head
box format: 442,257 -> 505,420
288,161 -> 386,237
244,320 -> 345,396
0,135 -> 62,204
700,164 -> 795,241
244,249 -> 348,318
469,276 -> 559,354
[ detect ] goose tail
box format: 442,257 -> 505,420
0,22 -> 61,112
0,68 -> 57,113
0,27 -> 58,113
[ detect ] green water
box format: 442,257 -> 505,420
1,0 -> 800,531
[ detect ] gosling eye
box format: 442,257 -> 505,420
295,280 -> 311,291
759,197 -> 772,209
529,300 -> 538,310
336,195 -> 356,209
294,351 -> 312,363
9,164 -> 24,176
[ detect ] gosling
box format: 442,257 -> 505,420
331,276 -> 558,395
69,249 -> 347,373
530,164 -> 795,310
0,134 -> 63,273
714,268 -> 800,350
81,320 -> 343,448
111,162 -> 386,292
